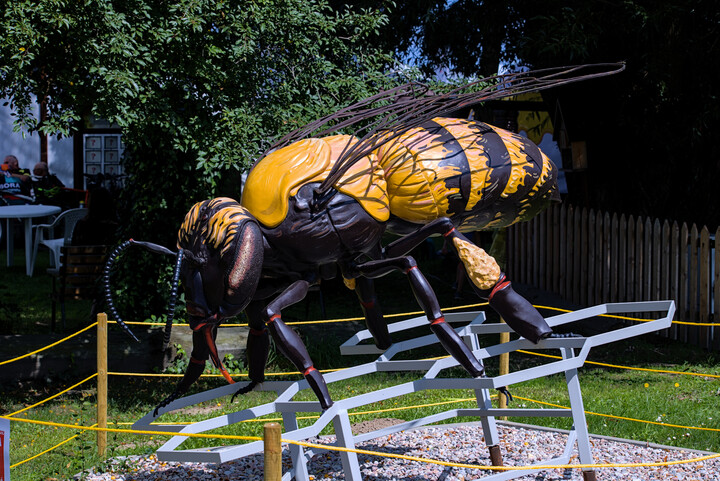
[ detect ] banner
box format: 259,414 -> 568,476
0,417 -> 8,481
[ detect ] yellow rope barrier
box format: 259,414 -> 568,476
9,424 -> 98,468
7,373 -> 98,417
0,415 -> 261,442
2,304 -> 718,473
0,322 -> 98,366
534,304 -> 720,326
514,396 -> 720,433
117,302 -> 490,328
2,299 -> 717,477
516,349 -> 720,379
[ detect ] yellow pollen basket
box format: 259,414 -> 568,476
452,236 -> 501,290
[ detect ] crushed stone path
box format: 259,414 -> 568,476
79,423 -> 718,480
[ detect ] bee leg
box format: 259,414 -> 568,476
446,231 -> 553,343
233,301 -> 270,402
263,280 -> 333,410
349,256 -> 485,378
354,277 -> 392,350
154,329 -> 209,417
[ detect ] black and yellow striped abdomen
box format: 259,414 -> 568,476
376,117 -> 559,232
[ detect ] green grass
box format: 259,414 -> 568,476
2,245 -> 720,480
0,247 -> 94,334
3,346 -> 719,481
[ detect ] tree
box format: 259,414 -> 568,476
509,0 -> 720,225
337,0 -> 515,78
352,0 -> 720,225
1,0 -> 398,317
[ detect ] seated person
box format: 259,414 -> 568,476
1,155 -> 32,205
71,187 -> 120,246
32,162 -> 65,205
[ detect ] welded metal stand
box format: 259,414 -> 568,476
135,300 -> 675,481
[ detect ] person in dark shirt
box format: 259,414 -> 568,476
71,187 -> 120,246
32,162 -> 65,205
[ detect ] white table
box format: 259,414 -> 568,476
0,204 -> 61,275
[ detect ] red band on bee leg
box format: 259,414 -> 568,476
489,279 -> 511,301
303,366 -> 317,376
442,227 -> 456,237
431,317 -> 446,325
361,300 -> 375,309
268,314 -> 280,323
249,328 -> 267,336
405,265 -> 418,274
202,327 -> 236,385
190,357 -> 206,365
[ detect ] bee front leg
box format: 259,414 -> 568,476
154,330 -> 209,417
261,280 -> 333,410
232,301 -> 269,402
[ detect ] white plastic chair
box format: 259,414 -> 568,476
31,208 -> 88,274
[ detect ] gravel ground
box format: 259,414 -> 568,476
79,423 -> 719,481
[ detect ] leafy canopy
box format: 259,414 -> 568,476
1,0 -> 396,173
1,0 -> 400,318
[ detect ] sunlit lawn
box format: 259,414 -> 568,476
2,241 -> 719,480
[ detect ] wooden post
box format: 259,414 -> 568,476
499,318 -> 509,417
264,422 -> 282,481
97,313 -> 108,457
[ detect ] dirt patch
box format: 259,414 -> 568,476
117,439 -> 164,450
175,403 -> 225,416
351,417 -> 405,435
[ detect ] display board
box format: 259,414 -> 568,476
83,133 -> 124,187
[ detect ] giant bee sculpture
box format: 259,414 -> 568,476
105,64 -> 624,415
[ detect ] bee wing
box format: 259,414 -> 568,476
257,62 -> 625,199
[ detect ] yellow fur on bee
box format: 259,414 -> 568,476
242,136 -> 390,228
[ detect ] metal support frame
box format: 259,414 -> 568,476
134,300 -> 675,481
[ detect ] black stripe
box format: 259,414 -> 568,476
471,122 -> 511,212
419,119 -> 471,217
512,132 -> 545,201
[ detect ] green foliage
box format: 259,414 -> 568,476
162,343 -> 189,375
1,0 -> 396,163
1,0 -> 403,317
163,343 -> 246,376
